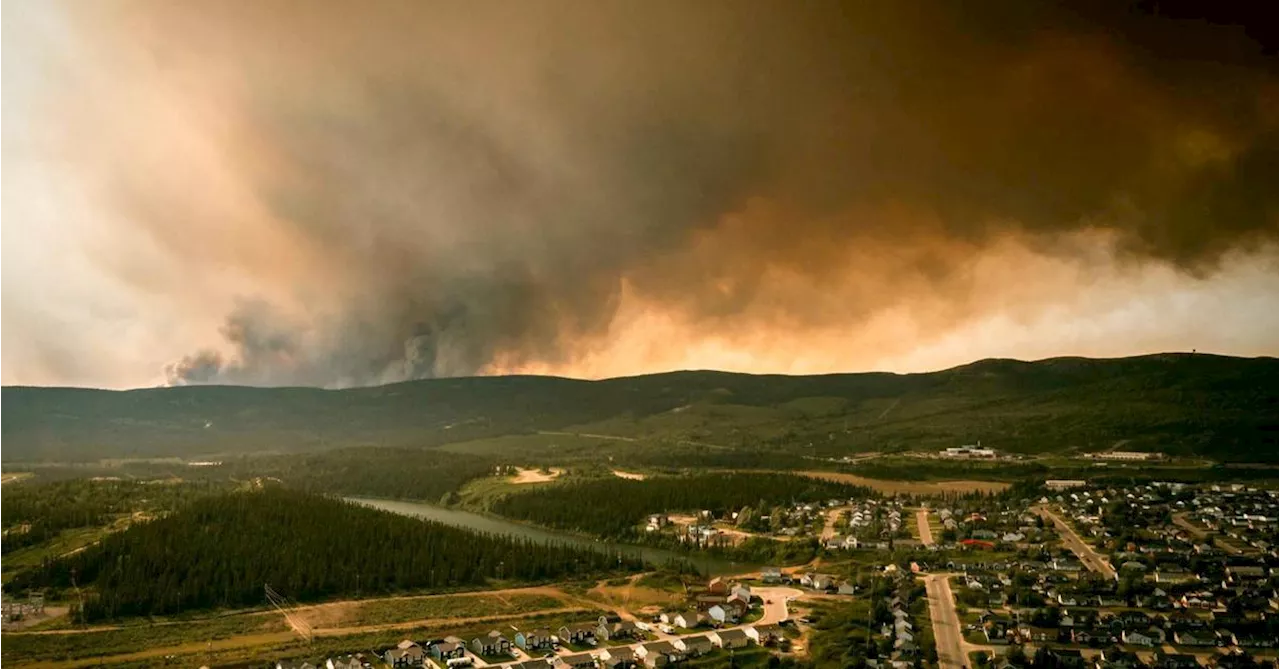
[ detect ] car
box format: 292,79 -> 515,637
766,599 -> 772,604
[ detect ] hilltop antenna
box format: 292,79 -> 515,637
265,584 -> 313,643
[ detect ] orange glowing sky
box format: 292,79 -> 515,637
2,1 -> 1276,389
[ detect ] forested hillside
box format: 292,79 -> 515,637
5,488 -> 642,621
491,473 -> 873,538
4,353 -> 1275,462
1,479 -> 229,554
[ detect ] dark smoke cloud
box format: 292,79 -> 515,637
58,0 -> 1274,387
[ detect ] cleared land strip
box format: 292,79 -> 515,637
1036,506 -> 1117,579
916,507 -> 935,546
923,574 -> 964,669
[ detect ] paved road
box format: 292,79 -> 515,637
1036,507 -> 1116,579
923,574 -> 965,669
916,508 -> 935,546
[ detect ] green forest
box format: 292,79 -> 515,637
215,447 -> 497,502
491,472 -> 873,537
1,478 -> 230,554
6,488 -> 642,621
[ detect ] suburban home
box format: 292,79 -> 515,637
695,594 -> 727,609
1121,630 -> 1155,647
556,653 -> 597,669
277,662 -> 317,669
1152,652 -> 1201,669
1098,649 -> 1142,669
762,567 -> 783,583
326,656 -> 362,669
711,629 -> 751,649
558,623 -> 598,645
472,631 -> 513,657
669,610 -> 704,629
385,640 -> 427,668
707,577 -> 729,595
838,581 -> 856,595
811,574 -> 836,591
731,583 -> 752,601
1042,649 -> 1087,669
597,620 -> 641,641
746,624 -> 782,645
725,597 -> 750,619
506,662 -> 551,669
707,604 -> 733,625
599,647 -> 636,669
515,629 -> 554,652
429,640 -> 467,660
636,641 -> 684,668
676,635 -> 714,656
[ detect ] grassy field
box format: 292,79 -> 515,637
1,596 -> 592,667
337,592 -> 566,627
798,471 -> 1011,495
1,525 -> 117,580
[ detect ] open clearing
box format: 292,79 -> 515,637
510,467 -> 564,484
1,472 -> 34,485
798,471 -> 1010,496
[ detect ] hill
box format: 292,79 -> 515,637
3,353 -> 1275,463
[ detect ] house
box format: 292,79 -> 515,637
557,653 -> 597,669
507,662 -> 552,669
707,604 -> 733,625
598,647 -> 636,669
1173,631 -> 1217,647
676,635 -> 714,656
1043,648 -> 1087,669
1098,649 -> 1141,669
668,610 -> 703,629
811,574 -> 836,591
431,638 -> 468,660
838,581 -> 856,595
707,577 -> 729,595
278,662 -> 317,669
515,629 -> 554,652
473,631 -> 513,657
385,640 -> 427,668
1152,652 -> 1200,669
746,624 -> 782,645
557,624 -> 597,645
327,656 -> 362,669
762,567 -> 783,583
724,597 -> 750,619
596,621 -> 641,641
711,628 -> 751,649
636,642 -> 684,668
1122,630 -> 1156,647
731,583 -> 751,600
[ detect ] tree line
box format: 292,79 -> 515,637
6,488 -> 642,621
1,478 -> 229,554
492,472 -> 875,538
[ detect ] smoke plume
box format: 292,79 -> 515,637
5,0 -> 1276,387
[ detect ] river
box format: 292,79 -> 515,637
346,497 -> 752,576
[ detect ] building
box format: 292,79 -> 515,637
1045,480 -> 1088,491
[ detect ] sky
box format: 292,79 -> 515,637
2,0 -> 1276,389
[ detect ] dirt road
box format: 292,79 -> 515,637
821,507 -> 848,541
923,574 -> 965,669
916,508 -> 935,546
1036,507 -> 1116,579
